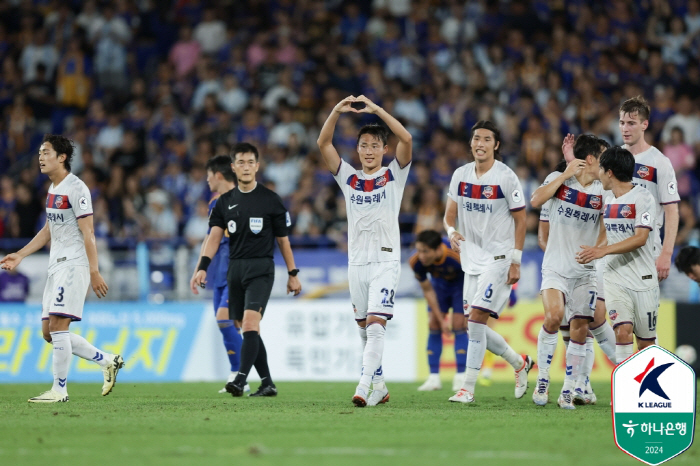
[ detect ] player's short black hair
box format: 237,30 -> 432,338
231,142 -> 259,162
470,120 -> 501,158
599,146 -> 634,182
42,134 -> 74,172
554,159 -> 567,172
357,124 -> 389,146
675,246 -> 700,275
620,95 -> 651,122
416,230 -> 443,250
573,134 -> 610,160
205,155 -> 236,182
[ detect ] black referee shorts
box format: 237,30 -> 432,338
227,258 -> 275,321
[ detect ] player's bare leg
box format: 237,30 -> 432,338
534,289 -> 564,406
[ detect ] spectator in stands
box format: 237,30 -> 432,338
0,268 -> 30,302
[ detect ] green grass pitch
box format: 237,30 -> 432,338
1,382 -> 697,466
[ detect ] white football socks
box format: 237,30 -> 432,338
463,321 -> 487,393
70,333 -> 111,367
537,325 -> 558,381
50,331 -> 71,394
582,336 -> 595,385
359,323 -> 385,389
590,321 -> 616,363
485,325 -> 522,369
358,325 -> 384,387
563,339 -> 586,394
616,342 -> 634,364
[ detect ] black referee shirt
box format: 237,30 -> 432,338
209,183 -> 291,260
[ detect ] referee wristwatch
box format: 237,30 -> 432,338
288,269 -> 300,277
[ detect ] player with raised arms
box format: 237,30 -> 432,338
445,120 -> 533,404
317,95 -> 412,407
530,135 -> 608,409
189,155 -> 249,394
1,134 -> 124,403
577,147 -> 659,362
409,229 -> 467,392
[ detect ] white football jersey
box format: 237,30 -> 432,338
540,173 -> 605,278
603,185 -> 657,291
448,160 -> 526,275
333,158 -> 411,264
45,173 -> 93,275
624,145 -> 680,253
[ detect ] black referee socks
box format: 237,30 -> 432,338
254,335 -> 274,387
235,331 -> 260,386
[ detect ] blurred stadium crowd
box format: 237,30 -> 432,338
1,0 -> 700,250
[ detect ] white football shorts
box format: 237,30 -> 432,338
42,265 -> 90,321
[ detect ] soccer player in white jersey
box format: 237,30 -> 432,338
577,147 -> 659,363
317,95 -> 412,407
619,96 -> 679,279
0,135 -> 124,403
530,135 -> 609,409
444,120 -> 533,404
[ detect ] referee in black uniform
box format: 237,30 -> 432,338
194,142 -> 302,397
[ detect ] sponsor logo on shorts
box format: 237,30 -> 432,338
463,300 -> 469,311
609,310 -> 618,321
642,275 -> 653,280
381,247 -> 393,252
494,255 -> 505,260
57,257 -> 66,263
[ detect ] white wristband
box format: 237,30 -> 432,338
512,249 -> 522,264
447,227 -> 456,238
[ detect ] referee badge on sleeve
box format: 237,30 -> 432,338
250,217 -> 263,234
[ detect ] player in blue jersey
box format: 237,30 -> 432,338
410,229 -> 468,392
189,155 -> 248,393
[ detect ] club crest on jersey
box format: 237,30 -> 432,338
55,195 -> 64,208
621,205 -> 632,218
375,175 -> 387,188
562,188 -> 571,200
249,217 -> 263,234
590,195 -> 602,209
637,165 -> 650,180
483,186 -> 494,198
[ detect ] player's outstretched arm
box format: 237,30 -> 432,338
317,96 -> 358,175
657,203 -> 679,281
444,198 -> 464,253
190,232 -> 210,295
507,208 -> 527,285
194,226 -> 224,289
0,222 -> 51,271
419,279 -> 450,336
276,236 -> 302,296
576,227 -> 650,264
354,95 -> 412,168
530,158 -> 586,208
77,215 -> 108,298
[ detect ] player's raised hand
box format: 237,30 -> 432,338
287,275 -> 302,296
576,245 -> 605,264
506,263 -> 520,285
0,253 -> 22,271
354,95 -> 381,114
656,254 -> 671,282
563,157 -> 586,178
562,133 -> 575,163
333,96 -> 358,114
193,270 -> 207,289
189,272 -> 200,295
90,271 -> 109,298
448,230 -> 465,253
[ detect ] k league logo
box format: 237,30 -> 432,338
612,345 -> 696,465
